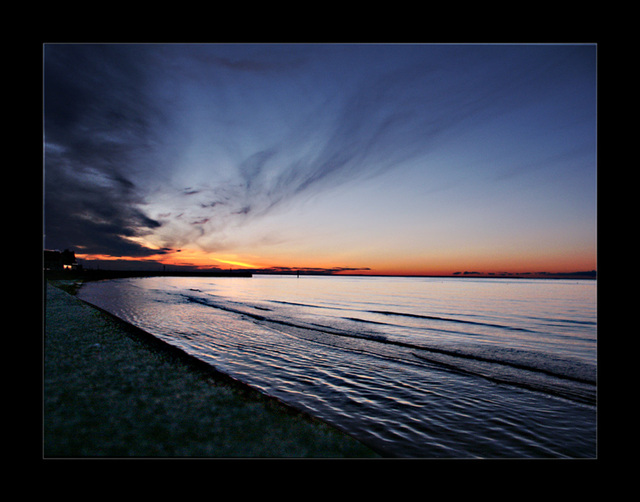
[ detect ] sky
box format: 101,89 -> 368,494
43,43 -> 597,276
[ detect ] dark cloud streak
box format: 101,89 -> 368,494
44,44 -> 167,256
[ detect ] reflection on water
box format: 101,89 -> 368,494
78,275 -> 596,458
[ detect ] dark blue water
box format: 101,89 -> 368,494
78,275 -> 597,457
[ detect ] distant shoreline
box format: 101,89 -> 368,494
334,271 -> 597,280
44,269 -> 596,281
44,269 -> 253,281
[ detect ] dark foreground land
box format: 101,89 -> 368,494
43,281 -> 379,458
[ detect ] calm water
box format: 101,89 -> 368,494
78,275 -> 597,458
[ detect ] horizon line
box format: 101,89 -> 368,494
44,249 -> 596,279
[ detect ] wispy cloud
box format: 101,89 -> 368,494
44,44 -> 595,265
159,46 -> 568,252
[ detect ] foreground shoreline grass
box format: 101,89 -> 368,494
43,281 -> 380,458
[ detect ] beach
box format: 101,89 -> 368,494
43,281 -> 379,458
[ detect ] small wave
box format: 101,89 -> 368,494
561,319 -> 596,326
272,299 -> 535,333
368,309 -> 534,332
180,291 -> 595,404
410,351 -> 595,406
270,299 -> 353,312
408,346 -> 595,386
270,300 -> 323,308
342,316 -> 392,326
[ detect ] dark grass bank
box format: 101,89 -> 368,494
43,281 -> 380,458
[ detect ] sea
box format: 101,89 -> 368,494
77,274 -> 597,458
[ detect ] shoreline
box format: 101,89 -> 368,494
44,269 -> 252,282
43,280 -> 381,458
44,269 -> 596,282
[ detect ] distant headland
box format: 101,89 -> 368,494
43,249 -> 596,281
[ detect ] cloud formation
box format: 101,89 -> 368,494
44,45 -> 170,255
44,44 -> 596,266
153,45 -> 584,250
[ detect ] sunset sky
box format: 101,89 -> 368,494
44,43 -> 596,276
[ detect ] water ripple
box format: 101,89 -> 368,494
78,276 -> 596,458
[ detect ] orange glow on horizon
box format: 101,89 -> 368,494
213,258 -> 259,268
76,249 -> 265,270
75,247 -> 596,277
